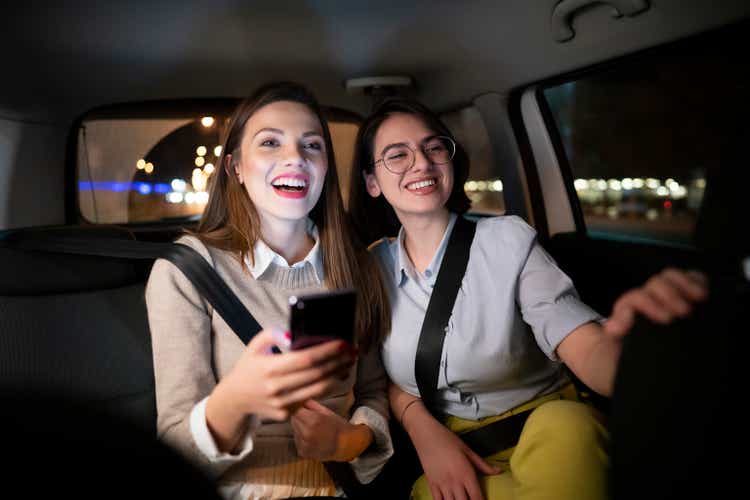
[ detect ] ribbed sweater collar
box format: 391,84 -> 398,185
259,261 -> 322,289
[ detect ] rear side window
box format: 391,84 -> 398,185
76,103 -> 359,225
541,25 -> 748,245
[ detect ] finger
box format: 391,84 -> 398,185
268,354 -> 353,394
246,329 -> 279,354
270,340 -> 353,375
686,269 -> 709,289
275,376 -> 340,409
292,405 -> 315,422
465,478 -> 485,500
290,413 -> 304,434
661,268 -> 709,301
290,406 -> 316,432
611,289 -> 672,326
450,484 -> 468,500
303,399 -> 337,416
429,483 -> 443,500
644,276 -> 692,317
602,305 -> 634,337
263,407 -> 292,422
465,447 -> 501,476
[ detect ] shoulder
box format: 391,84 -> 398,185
149,234 -> 220,286
474,215 -> 537,249
368,237 -> 396,262
367,236 -> 398,278
174,234 -> 214,261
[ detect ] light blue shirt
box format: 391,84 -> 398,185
373,213 -> 602,420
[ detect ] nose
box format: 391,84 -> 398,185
410,146 -> 433,173
281,143 -> 306,168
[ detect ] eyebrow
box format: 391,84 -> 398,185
380,135 -> 440,155
253,128 -> 323,139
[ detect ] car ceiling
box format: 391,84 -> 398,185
3,0 -> 749,122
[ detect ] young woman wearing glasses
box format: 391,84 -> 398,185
348,98 -> 708,500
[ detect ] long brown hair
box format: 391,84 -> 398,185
195,82 -> 389,351
348,98 -> 472,245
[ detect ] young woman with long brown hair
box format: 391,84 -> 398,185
146,82 -> 391,499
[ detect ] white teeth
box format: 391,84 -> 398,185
407,179 -> 436,190
272,178 -> 307,188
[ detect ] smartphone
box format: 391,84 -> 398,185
289,288 -> 357,350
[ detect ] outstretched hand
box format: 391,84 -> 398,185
604,268 -> 708,337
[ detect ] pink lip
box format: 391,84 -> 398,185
271,174 -> 310,199
274,187 -> 309,198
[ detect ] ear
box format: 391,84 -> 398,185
363,171 -> 381,198
224,153 -> 242,184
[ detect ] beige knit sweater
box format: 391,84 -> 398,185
146,235 -> 392,499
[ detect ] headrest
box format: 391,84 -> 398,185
0,225 -> 152,295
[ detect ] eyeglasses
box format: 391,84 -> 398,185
373,136 -> 456,174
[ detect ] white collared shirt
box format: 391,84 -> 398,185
245,218 -> 325,282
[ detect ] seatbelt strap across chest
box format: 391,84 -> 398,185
414,216 -> 477,413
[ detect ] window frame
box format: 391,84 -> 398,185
508,18 -> 748,245
65,98 -> 362,227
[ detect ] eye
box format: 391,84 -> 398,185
304,141 -> 323,151
424,143 -> 446,154
387,152 -> 408,161
259,138 -> 279,148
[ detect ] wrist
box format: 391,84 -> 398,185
206,381 -> 247,449
399,399 -> 424,433
334,423 -> 373,462
213,378 -> 247,420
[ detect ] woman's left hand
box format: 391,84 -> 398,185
291,400 -> 372,462
605,268 -> 708,337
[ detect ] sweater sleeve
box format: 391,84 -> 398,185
347,344 -> 394,484
145,237 -> 256,478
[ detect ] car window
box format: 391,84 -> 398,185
541,25 -> 748,246
442,106 -> 505,215
76,105 -> 359,224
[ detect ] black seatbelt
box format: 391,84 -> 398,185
414,216 -> 477,413
412,217 -> 540,457
3,231 -> 363,497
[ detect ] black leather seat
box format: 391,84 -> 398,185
0,225 -> 156,433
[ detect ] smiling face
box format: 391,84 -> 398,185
230,100 -> 328,229
365,112 -> 454,221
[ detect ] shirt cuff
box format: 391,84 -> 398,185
347,406 -> 394,484
541,296 -> 604,361
189,397 -> 258,466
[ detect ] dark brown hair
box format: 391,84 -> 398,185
194,81 -> 389,351
348,98 -> 471,245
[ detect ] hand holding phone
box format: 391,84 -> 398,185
289,289 -> 357,350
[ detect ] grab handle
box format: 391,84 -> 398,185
552,0 -> 650,42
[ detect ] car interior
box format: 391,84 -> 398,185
1,1 -> 748,498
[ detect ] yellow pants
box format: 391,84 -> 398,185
411,386 -> 609,500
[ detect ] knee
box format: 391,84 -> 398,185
520,400 -> 607,450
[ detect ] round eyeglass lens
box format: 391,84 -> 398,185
383,145 -> 414,173
423,136 -> 455,164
